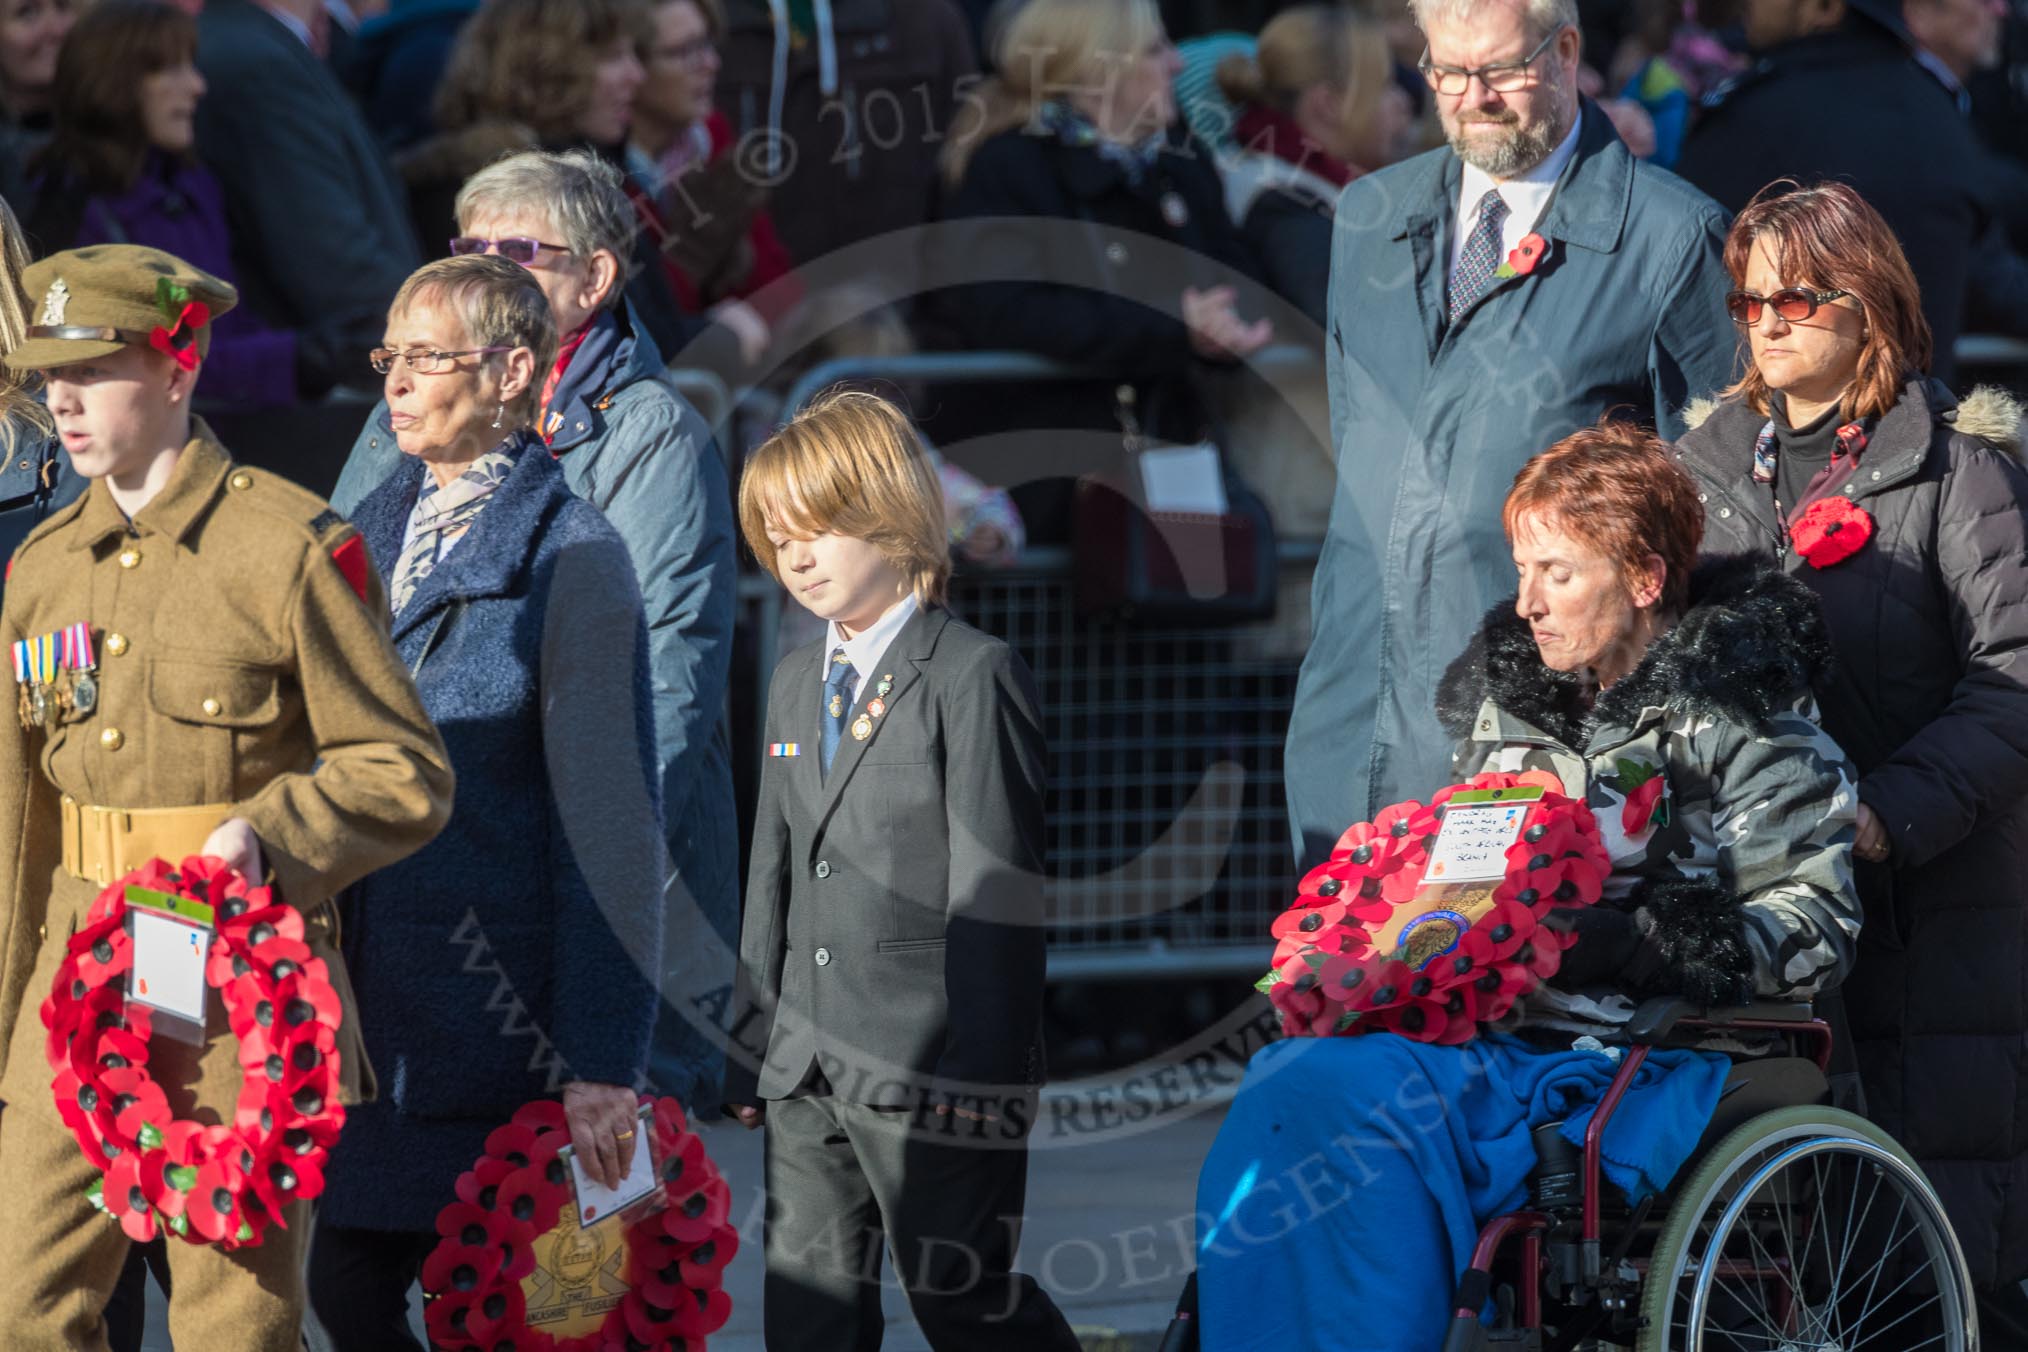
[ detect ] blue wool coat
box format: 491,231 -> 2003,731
1283,103 -> 1738,869
319,433 -> 665,1232
330,309 -> 740,1112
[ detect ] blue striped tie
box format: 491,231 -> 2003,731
820,647 -> 854,776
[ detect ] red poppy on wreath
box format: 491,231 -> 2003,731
42,856 -> 347,1250
1261,772 -> 1613,1044
421,1095 -> 738,1352
1497,232 -> 1549,278
1791,495 -> 1875,569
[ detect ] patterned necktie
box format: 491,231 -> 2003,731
1448,190 -> 1511,325
820,647 -> 855,776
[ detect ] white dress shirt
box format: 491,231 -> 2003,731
819,593 -> 919,706
1449,114 -> 1584,273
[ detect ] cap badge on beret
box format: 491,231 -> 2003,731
38,279 -> 69,327
149,277 -> 211,373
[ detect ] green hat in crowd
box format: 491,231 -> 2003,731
7,244 -> 237,373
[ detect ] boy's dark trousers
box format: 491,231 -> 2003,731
761,1088 -> 1081,1352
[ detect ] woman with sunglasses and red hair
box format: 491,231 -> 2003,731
1673,179 -> 2028,1320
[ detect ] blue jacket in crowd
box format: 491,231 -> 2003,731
321,431 -> 665,1231
330,307 -> 741,1113
1284,103 -> 1739,867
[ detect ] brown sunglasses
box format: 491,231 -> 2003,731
1725,287 -> 1850,326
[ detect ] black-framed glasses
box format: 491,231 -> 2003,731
368,346 -> 513,375
1725,287 -> 1851,326
448,236 -> 572,265
1418,28 -> 1560,96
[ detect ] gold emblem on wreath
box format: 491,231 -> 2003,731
1402,919 -> 1462,970
38,278 -> 68,326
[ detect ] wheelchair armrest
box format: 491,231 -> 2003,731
1626,997 -> 1816,1044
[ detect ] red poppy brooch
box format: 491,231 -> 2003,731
149,278 -> 211,373
1791,496 -> 1874,569
1496,232 -> 1548,279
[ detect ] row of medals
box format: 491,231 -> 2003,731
15,646 -> 97,731
831,673 -> 896,741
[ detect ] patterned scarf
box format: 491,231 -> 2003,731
389,444 -> 517,615
1035,100 -> 1167,185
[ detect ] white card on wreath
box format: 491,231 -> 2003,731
564,1106 -> 659,1229
1421,786 -> 1547,886
127,908 -> 210,1023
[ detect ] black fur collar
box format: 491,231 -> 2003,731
1435,554 -> 1834,750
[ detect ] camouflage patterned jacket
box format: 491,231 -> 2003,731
1434,556 -> 1862,1007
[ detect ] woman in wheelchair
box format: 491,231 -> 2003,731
1195,423 -> 1872,1350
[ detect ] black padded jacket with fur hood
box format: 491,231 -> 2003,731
1676,376 -> 2028,1289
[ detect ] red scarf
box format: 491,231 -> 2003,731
537,323 -> 593,446
1232,103 -> 1360,189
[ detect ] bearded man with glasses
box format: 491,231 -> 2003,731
1282,0 -> 1737,870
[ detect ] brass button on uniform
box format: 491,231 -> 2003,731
228,471 -> 253,491
99,727 -> 123,750
117,548 -> 140,569
201,698 -> 222,717
105,633 -> 128,656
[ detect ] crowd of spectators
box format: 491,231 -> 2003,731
0,0 -> 2014,549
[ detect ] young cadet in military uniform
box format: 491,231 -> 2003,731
0,246 -> 454,1348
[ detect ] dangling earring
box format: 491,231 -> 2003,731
491,402 -> 504,429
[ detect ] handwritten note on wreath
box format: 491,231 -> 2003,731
1421,787 -> 1545,885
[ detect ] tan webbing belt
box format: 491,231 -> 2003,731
59,797 -> 233,885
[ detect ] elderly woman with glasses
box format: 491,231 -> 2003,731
329,147 -> 741,1126
1674,179 -> 2028,1311
307,253 -> 666,1350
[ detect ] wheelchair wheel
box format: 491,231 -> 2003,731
1635,1106 -> 1977,1352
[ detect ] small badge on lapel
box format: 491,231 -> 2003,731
1159,191 -> 1189,229
769,742 -> 802,757
866,697 -> 886,720
850,715 -> 873,741
874,674 -> 893,698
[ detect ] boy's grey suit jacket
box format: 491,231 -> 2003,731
724,604 -> 1049,1109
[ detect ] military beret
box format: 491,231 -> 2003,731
6,244 -> 237,373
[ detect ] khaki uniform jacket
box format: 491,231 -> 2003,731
0,423 -> 452,1109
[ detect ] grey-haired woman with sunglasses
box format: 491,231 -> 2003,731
1674,179 -> 2028,1318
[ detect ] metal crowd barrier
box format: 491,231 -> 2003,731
728,334 -> 2028,982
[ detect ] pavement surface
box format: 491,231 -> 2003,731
137,1099 -> 1225,1350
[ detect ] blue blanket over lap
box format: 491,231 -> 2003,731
1195,1032 -> 1729,1352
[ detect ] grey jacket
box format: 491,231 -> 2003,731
1284,103 -> 1738,869
195,0 -> 419,353
725,605 -> 1049,1111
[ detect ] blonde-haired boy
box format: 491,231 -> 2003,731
726,390 -> 1079,1350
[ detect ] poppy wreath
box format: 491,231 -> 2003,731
1790,495 -> 1874,569
422,1095 -> 737,1352
1258,772 -> 1612,1045
38,856 -> 345,1248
